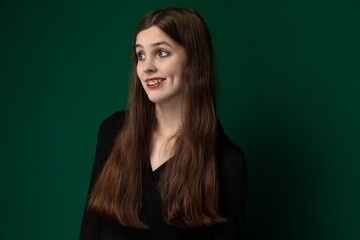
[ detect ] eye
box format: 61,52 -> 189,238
137,51 -> 145,61
158,50 -> 169,57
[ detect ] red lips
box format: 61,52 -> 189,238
145,77 -> 166,88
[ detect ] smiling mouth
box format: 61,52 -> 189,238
146,78 -> 165,88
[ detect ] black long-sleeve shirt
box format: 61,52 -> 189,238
79,111 -> 247,239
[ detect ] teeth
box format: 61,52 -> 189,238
147,79 -> 163,85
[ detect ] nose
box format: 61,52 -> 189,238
142,57 -> 156,73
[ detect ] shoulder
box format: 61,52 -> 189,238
99,110 -> 126,132
97,111 -> 126,140
217,125 -> 246,175
217,135 -> 246,192
216,123 -> 247,212
94,111 -> 127,161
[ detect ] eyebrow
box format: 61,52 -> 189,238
135,41 -> 173,49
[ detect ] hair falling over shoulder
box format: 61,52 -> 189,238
88,7 -> 224,229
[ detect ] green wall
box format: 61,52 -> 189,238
1,0 -> 359,239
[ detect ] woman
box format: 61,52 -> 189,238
79,7 -> 247,240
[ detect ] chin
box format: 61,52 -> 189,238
146,95 -> 163,104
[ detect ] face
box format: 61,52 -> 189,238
135,26 -> 187,106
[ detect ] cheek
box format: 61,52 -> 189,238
136,63 -> 142,79
176,63 -> 186,80
167,60 -> 185,77
176,56 -> 187,78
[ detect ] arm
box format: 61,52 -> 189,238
78,111 -> 125,240
209,133 -> 247,240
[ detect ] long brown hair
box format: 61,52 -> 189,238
88,7 -> 223,228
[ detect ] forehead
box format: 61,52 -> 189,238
135,26 -> 177,47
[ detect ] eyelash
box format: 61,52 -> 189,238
136,49 -> 170,61
137,52 -> 145,61
158,50 -> 169,57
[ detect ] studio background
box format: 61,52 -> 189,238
1,0 -> 359,239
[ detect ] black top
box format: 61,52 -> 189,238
79,111 -> 247,240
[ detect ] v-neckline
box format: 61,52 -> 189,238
150,160 -> 168,174
149,155 -> 174,174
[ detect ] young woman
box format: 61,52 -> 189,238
79,7 -> 247,240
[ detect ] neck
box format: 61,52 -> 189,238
154,102 -> 183,137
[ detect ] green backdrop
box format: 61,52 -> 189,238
1,0 -> 359,239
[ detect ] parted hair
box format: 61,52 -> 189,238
88,7 -> 224,228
